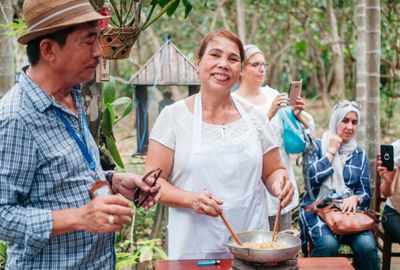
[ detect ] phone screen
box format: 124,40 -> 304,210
381,144 -> 394,171
289,80 -> 302,106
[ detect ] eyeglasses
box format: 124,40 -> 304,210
334,100 -> 361,110
247,61 -> 269,70
133,168 -> 162,207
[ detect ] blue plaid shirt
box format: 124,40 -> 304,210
0,68 -> 115,269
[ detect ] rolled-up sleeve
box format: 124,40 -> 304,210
0,117 -> 53,257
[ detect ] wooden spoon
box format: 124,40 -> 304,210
220,212 -> 243,246
272,176 -> 287,242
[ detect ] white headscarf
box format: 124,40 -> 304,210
244,44 -> 263,61
318,101 -> 360,200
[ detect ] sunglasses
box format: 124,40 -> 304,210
334,100 -> 361,110
133,168 -> 162,208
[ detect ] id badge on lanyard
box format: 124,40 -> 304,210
54,107 -> 112,199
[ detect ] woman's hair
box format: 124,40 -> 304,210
196,29 -> 245,64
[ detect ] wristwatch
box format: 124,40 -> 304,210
104,170 -> 114,186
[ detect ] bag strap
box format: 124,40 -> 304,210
304,199 -> 329,212
279,108 -> 300,133
362,210 -> 386,223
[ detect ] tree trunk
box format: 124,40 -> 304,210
355,0 -> 367,149
326,0 -> 345,99
81,80 -> 103,144
235,0 -> 246,43
365,0 -> 380,209
0,0 -> 15,97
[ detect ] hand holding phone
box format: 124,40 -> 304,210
381,144 -> 394,171
289,80 -> 302,106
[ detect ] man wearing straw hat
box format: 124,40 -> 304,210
0,0 -> 160,269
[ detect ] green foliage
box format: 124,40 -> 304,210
107,0 -> 205,29
0,18 -> 27,38
100,76 -> 134,168
116,239 -> 167,269
0,241 -> 6,269
115,206 -> 167,269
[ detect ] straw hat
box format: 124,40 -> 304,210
18,0 -> 109,44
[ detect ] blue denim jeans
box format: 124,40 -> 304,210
311,232 -> 380,270
382,204 -> 400,243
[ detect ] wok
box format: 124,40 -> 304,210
226,230 -> 301,263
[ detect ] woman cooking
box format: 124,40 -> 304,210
145,29 -> 294,259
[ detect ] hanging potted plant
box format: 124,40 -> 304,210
93,0 -> 197,59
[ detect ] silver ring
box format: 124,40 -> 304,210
108,215 -> 115,225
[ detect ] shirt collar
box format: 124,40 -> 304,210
19,66 -> 81,113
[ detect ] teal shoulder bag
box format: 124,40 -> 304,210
278,107 -> 306,154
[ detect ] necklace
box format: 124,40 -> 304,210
205,99 -> 232,139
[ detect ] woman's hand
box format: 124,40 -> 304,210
267,93 -> 289,120
270,176 -> 294,208
339,195 -> 359,214
292,97 -> 305,119
329,134 -> 342,154
189,190 -> 223,217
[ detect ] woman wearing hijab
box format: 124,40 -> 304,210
299,100 -> 379,270
145,29 -> 294,260
378,140 -> 400,243
233,44 -> 314,231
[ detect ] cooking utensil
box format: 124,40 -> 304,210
272,176 -> 287,242
220,212 -> 243,246
226,230 -> 301,263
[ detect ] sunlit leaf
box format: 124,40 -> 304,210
139,246 -> 153,262
103,76 -> 116,105
115,102 -> 133,124
101,105 -> 114,136
111,97 -> 132,107
105,136 -> 124,168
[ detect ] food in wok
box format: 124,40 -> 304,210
241,241 -> 288,250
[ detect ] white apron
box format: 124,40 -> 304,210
167,93 -> 269,259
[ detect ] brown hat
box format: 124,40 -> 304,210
18,0 -> 109,44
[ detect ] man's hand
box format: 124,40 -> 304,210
111,172 -> 161,210
78,195 -> 134,233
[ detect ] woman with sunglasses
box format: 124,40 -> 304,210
232,44 -> 314,231
377,141 -> 400,244
145,29 -> 294,260
299,100 -> 379,270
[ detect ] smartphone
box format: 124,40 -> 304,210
289,80 -> 302,106
381,144 -> 394,171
